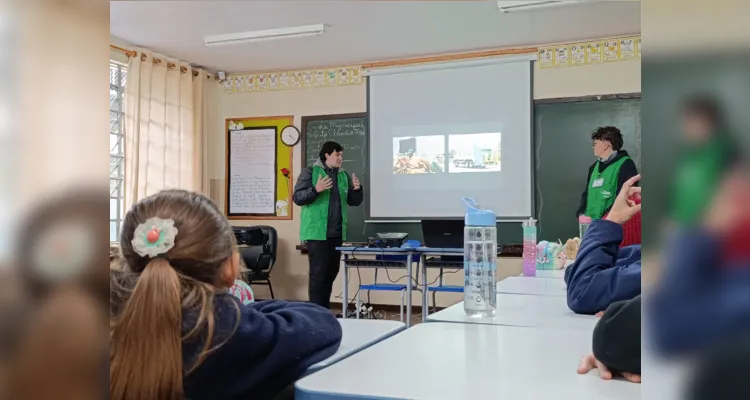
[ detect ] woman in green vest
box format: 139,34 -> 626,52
577,126 -> 639,222
293,141 -> 363,309
669,96 -> 737,226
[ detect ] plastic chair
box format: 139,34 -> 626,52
237,225 -> 278,299
426,267 -> 463,315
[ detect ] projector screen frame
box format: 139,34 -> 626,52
364,59 -> 537,223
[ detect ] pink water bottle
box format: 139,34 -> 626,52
522,218 -> 537,277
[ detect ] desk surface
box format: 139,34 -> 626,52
306,319 -> 406,374
528,269 -> 567,279
296,322 -> 640,400
427,292 -> 596,330
496,276 -> 567,297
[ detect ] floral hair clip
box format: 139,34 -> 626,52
131,217 -> 179,258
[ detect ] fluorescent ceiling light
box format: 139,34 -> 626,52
205,24 -> 325,46
497,1 -> 603,13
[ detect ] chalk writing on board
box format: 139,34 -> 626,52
304,117 -> 367,168
229,128 -> 276,214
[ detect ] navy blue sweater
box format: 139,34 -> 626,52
648,229 -> 750,356
564,219 -> 642,314
182,296 -> 342,399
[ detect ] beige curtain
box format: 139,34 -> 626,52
123,50 -> 208,209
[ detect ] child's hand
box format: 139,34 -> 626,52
577,354 -> 641,383
605,175 -> 642,225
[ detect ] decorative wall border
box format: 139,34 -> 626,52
538,36 -> 640,69
224,65 -> 363,93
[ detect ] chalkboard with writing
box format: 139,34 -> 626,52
301,113 -> 368,240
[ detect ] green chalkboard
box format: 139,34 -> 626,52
301,113 -> 368,240
298,98 -> 641,244
534,96 -> 641,243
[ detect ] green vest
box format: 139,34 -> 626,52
300,165 -> 349,241
671,137 -> 729,225
584,156 -> 630,219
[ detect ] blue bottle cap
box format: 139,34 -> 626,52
462,197 -> 496,227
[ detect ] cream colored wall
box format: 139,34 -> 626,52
212,58 -> 641,306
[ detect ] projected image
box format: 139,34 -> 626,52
448,133 -> 501,173
392,136 -> 445,174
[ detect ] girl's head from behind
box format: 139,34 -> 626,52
119,189 -> 239,287
110,190 -> 239,400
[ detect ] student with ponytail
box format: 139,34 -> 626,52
110,190 -> 341,400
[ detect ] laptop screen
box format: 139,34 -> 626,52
420,219 -> 465,249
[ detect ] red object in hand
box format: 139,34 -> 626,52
280,168 -> 290,177
603,195 -> 642,248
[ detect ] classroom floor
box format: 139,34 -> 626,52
330,305 -> 438,326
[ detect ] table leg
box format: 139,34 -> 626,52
421,254 -> 428,322
406,253 -> 412,327
342,254 -> 348,319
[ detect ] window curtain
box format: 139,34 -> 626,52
123,50 -> 208,209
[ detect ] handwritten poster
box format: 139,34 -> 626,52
228,128 -> 276,214
570,44 -> 585,66
554,46 -> 570,67
538,48 -> 554,68
619,38 -> 636,59
603,40 -> 619,62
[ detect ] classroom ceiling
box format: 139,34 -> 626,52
110,1 -> 641,74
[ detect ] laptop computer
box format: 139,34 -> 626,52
421,219 -> 464,249
421,219 -> 465,262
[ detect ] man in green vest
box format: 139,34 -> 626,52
577,126 -> 639,223
293,141 -> 363,308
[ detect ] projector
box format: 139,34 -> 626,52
367,232 -> 409,248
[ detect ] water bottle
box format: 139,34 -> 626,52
462,198 -> 497,318
522,218 -> 537,277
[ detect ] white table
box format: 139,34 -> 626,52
296,322 -> 641,400
427,293 -> 597,331
520,268 -> 567,279
305,319 -> 406,375
497,276 -> 567,297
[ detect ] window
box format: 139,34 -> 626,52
110,62 -> 127,242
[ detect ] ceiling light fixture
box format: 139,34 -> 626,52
497,0 -> 604,13
204,23 -> 326,47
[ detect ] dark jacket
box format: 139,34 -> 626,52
648,228 -> 750,357
564,219 -> 642,314
593,295 -> 641,374
183,296 -> 342,399
576,150 -> 639,217
292,161 -> 364,239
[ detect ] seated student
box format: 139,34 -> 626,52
649,169 -> 750,357
577,295 -> 641,383
110,190 -> 342,400
565,175 -> 642,315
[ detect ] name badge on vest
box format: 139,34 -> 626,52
592,178 -> 604,188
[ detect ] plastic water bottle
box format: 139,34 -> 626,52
462,198 -> 497,318
522,218 -> 537,277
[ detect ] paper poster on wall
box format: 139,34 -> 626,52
303,71 -> 314,87
538,48 -> 553,68
315,69 -> 326,86
350,67 -> 362,83
603,40 -> 619,62
228,128 -> 276,215
637,37 -> 641,58
268,73 -> 279,89
570,44 -> 585,65
585,42 -> 603,63
280,72 -> 290,89
554,46 -> 570,67
292,72 -> 302,88
225,116 -> 294,220
619,38 -> 636,59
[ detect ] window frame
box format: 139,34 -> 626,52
110,61 -> 127,243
